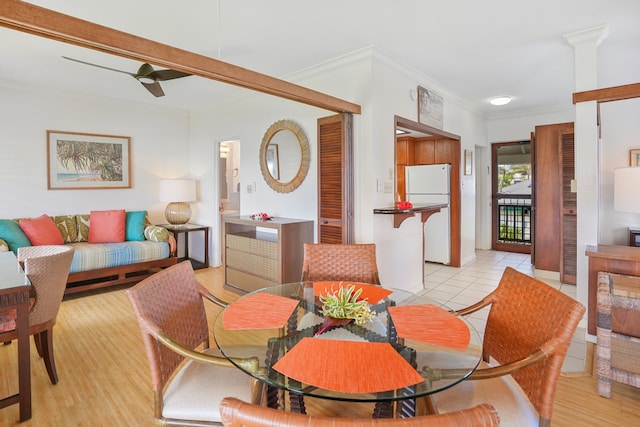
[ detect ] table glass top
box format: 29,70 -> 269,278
0,252 -> 30,291
213,281 -> 482,402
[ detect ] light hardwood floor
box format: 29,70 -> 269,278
1,266 -> 638,426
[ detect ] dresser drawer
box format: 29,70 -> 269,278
226,234 -> 277,259
226,268 -> 278,293
226,248 -> 278,281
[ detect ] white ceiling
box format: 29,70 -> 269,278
2,0 -> 639,118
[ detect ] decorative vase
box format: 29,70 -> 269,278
315,316 -> 353,336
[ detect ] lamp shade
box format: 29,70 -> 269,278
614,168 -> 640,213
159,179 -> 196,225
159,179 -> 196,203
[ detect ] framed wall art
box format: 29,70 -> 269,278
630,148 -> 640,167
417,85 -> 443,130
47,130 -> 131,190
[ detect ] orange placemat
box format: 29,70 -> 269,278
222,293 -> 299,330
313,282 -> 392,304
273,338 -> 423,393
388,305 -> 470,350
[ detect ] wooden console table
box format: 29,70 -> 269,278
0,252 -> 31,421
585,244 -> 640,335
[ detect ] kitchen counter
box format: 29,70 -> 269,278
373,203 -> 447,228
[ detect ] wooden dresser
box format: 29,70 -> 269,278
585,244 -> 640,335
223,216 -> 314,293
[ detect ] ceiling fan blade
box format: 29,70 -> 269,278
62,56 -> 135,77
150,69 -> 191,81
141,81 -> 165,97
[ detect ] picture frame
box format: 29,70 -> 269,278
47,130 -> 131,190
630,148 -> 640,167
464,149 -> 473,176
266,144 -> 280,180
417,85 -> 443,130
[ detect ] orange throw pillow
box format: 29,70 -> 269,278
88,210 -> 126,243
19,214 -> 64,245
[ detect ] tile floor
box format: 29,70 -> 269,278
419,250 -> 587,373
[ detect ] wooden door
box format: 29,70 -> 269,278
317,113 -> 354,243
561,132 -> 577,284
531,122 -> 574,274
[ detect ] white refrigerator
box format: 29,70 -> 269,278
405,164 -> 451,264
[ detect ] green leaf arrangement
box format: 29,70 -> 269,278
319,284 -> 376,325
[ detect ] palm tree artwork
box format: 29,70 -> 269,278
56,139 -> 123,182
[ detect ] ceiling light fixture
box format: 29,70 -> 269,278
490,96 -> 512,106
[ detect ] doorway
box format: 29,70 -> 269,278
219,139 -> 240,264
219,140 -> 240,213
491,141 -> 532,254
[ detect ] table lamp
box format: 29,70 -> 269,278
614,167 -> 640,214
159,179 -> 196,225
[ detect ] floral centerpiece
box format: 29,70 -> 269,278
315,284 -> 376,335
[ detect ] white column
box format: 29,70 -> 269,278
563,25 -> 608,340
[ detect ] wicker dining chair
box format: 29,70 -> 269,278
430,267 -> 585,427
127,261 -> 264,426
219,397 -> 500,427
0,245 -> 74,384
300,243 -> 382,285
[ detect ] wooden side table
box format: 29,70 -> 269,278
585,245 -> 640,335
0,252 -> 31,421
160,224 -> 209,270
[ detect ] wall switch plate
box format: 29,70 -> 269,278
383,181 -> 394,193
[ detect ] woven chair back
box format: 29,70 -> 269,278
18,245 -> 74,326
219,397 -> 500,427
483,266 -> 585,421
301,243 -> 381,285
127,261 -> 209,391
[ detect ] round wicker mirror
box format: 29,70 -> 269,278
259,119 -> 310,193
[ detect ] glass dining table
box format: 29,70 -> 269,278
213,281 -> 482,418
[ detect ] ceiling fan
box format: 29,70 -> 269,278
62,56 -> 191,97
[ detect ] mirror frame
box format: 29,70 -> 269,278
259,119 -> 310,193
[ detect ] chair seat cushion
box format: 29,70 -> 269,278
162,348 -> 255,423
432,361 -> 539,427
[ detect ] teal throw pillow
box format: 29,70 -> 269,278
0,219 -> 32,252
125,211 -> 147,241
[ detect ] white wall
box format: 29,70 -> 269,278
598,97 -> 640,244
0,83 -> 190,224
367,52 -> 489,290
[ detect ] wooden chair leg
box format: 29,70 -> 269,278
34,332 -> 44,357
40,328 -> 59,384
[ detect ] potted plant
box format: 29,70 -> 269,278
316,284 -> 376,335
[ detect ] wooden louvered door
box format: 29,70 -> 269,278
317,113 -> 354,243
561,132 -> 577,284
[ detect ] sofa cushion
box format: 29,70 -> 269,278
125,211 -> 147,241
68,241 -> 170,273
53,215 -> 79,243
0,239 -> 8,252
19,214 -> 64,245
88,209 -> 126,243
76,214 -> 90,242
0,219 -> 32,252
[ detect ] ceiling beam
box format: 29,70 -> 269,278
573,82 -> 640,104
0,0 -> 361,114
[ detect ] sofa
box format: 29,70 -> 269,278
0,209 -> 178,295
